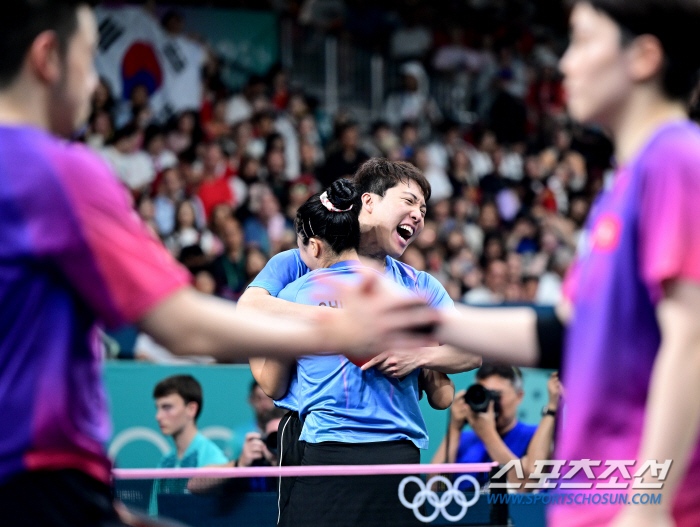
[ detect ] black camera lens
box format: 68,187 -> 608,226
263,431 -> 278,455
464,384 -> 490,413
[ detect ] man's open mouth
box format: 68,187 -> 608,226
397,224 -> 415,241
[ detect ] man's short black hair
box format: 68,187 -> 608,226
0,1 -> 96,89
476,363 -> 524,392
153,375 -> 204,421
353,158 -> 431,203
571,0 -> 700,101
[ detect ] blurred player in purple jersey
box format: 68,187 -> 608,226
0,2 -> 437,525
432,1 -> 700,526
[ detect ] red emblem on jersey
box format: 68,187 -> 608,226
591,214 -> 622,251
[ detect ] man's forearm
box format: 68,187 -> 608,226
436,306 -> 540,367
142,289 -> 331,360
417,344 -> 482,373
478,427 -> 520,467
522,415 -> 556,476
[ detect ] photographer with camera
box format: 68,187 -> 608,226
431,365 -> 562,489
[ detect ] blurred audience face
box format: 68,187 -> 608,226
194,270 -> 216,295
249,383 -> 274,424
91,110 -> 113,138
300,142 -> 318,171
179,160 -> 202,189
265,151 -> 286,177
130,84 -> 149,108
431,199 -> 450,224
240,157 -> 261,182
479,203 -> 500,232
221,217 -> 244,252
204,143 -> 225,173
209,203 -> 234,236
413,147 -> 429,171
478,131 -> 497,154
569,196 -> 590,226
178,112 -> 195,134
484,260 -> 508,296
137,197 -> 155,223
522,276 -> 539,302
92,79 -> 112,110
401,124 -> 418,147
258,191 -> 280,222
161,168 -> 184,198
246,248 -> 268,278
155,393 -> 196,437
340,125 -> 359,151
176,201 -> 197,230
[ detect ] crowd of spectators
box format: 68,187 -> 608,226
87,2 -> 617,362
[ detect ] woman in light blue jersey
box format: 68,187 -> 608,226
257,178 -> 453,527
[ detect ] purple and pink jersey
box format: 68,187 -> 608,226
551,121 -> 700,527
0,126 -> 190,486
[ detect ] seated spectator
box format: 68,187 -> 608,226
144,124 -> 178,174
197,141 -> 237,219
99,123 -> 155,195
165,200 -> 217,259
384,62 -> 441,138
202,98 -> 231,141
167,111 -> 201,155
229,381 -> 275,461
319,121 -> 369,187
431,365 -> 562,490
225,75 -> 267,127
463,258 -> 508,305
153,167 -> 193,237
243,187 -> 289,256
114,83 -> 153,130
149,375 -> 227,516
211,217 -> 247,300
85,109 -> 114,150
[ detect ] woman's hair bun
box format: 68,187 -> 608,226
325,178 -> 359,211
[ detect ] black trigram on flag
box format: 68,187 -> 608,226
163,42 -> 187,74
98,17 -> 124,53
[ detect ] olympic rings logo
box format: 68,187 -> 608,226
398,475 -> 481,523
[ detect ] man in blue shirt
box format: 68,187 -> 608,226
431,365 -> 562,489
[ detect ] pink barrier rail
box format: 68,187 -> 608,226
113,462 -> 498,480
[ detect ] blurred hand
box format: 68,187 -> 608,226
319,270 -> 440,359
360,346 -> 423,377
547,371 -> 564,410
237,432 -> 266,467
466,400 -> 498,438
449,389 -> 470,429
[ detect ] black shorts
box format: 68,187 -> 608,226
277,411 -> 306,526
0,469 -> 126,527
284,440 -> 422,527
